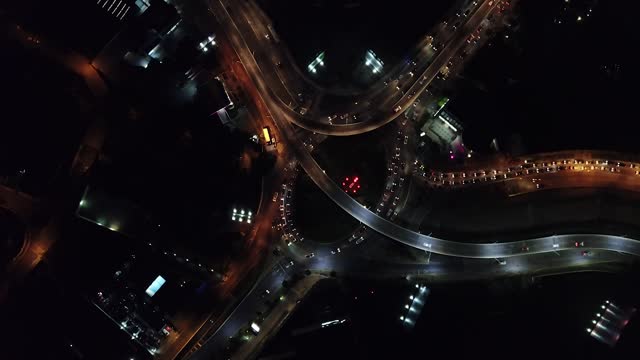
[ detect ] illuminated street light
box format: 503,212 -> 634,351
307,51 -> 325,74
364,50 -> 384,74
232,207 -> 253,223
199,34 -> 216,52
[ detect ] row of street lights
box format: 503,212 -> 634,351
232,208 -> 253,224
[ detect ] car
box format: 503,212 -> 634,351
521,245 -> 529,252
331,247 -> 341,255
305,253 -> 315,258
575,241 -> 585,247
404,136 -> 409,145
496,258 -> 507,265
284,259 -> 294,268
582,250 -> 592,257
553,243 -> 560,248
355,236 -> 365,245
272,192 -> 279,202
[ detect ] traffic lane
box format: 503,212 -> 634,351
208,0 -> 640,260
311,247 -> 635,280
212,0 -> 298,107
240,0 -> 310,98
293,134 -> 640,258
231,0 -> 451,105
268,0 -> 499,136
218,0 -> 495,135
190,263 -> 290,360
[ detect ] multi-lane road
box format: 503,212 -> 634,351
215,0 -> 501,135
207,0 -> 640,259
177,0 -> 640,357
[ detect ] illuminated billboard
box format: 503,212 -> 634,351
145,275 -> 166,297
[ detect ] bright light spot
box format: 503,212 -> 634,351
586,328 -> 591,333
597,313 -> 601,317
592,320 -> 597,324
247,219 -> 252,224
233,208 -> 237,213
577,16 -> 582,22
415,284 -> 419,288
251,322 -> 261,333
79,200 -> 86,207
409,295 -> 414,300
602,305 -> 606,309
606,300 -> 610,304
405,304 -> 409,309
400,316 -> 404,320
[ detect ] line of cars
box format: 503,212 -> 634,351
424,158 -> 639,188
376,120 -> 412,221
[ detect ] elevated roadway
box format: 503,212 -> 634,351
208,0 -> 640,259
214,0 -> 500,135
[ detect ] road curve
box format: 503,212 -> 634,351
208,0 -> 640,259
216,0 -> 500,135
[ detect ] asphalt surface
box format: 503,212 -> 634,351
180,0 -> 640,358
216,0 -> 500,135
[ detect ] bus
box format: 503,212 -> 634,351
263,126 -> 273,145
